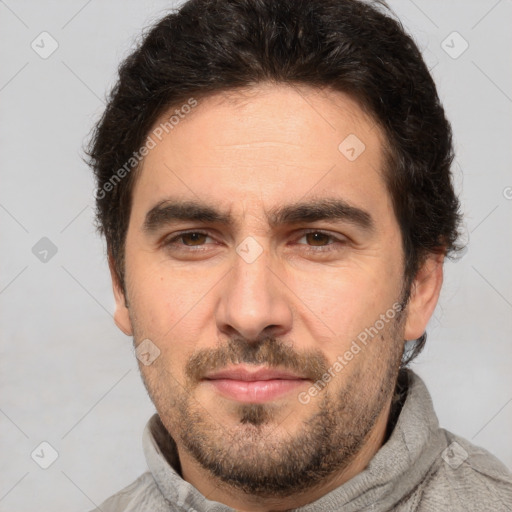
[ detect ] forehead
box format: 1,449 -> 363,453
131,83 -> 393,226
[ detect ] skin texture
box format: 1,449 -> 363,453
110,83 -> 444,511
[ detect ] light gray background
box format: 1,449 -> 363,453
1,1 -> 511,510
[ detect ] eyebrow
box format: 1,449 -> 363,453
142,198 -> 374,234
268,198 -> 374,232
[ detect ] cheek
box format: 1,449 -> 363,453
129,275 -> 174,335
124,258 -> 173,341
291,264 -> 397,333
126,255 -> 220,347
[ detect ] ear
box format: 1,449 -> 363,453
108,251 -> 133,336
404,252 -> 444,341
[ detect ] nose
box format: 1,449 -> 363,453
215,244 -> 293,341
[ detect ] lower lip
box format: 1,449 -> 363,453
205,378 -> 307,403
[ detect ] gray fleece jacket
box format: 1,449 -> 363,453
91,371 -> 512,511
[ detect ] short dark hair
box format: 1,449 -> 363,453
87,0 -> 462,364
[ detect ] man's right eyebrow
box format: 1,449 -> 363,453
142,200 -> 232,233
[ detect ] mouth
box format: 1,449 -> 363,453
202,366 -> 310,403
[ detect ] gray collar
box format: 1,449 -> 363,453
142,370 -> 446,511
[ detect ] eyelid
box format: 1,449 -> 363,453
295,228 -> 347,242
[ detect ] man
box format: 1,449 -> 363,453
87,0 -> 512,510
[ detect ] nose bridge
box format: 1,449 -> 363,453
216,241 -> 292,340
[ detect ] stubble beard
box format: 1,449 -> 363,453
181,353 -> 401,497
137,312 -> 405,498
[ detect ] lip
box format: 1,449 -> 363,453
203,366 -> 309,403
204,366 -> 306,381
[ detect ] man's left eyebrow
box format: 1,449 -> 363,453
268,198 -> 375,232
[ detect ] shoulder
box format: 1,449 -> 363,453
416,430 -> 512,512
88,472 -> 171,512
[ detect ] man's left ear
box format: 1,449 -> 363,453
404,252 -> 444,341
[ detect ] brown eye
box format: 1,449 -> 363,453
305,232 -> 332,246
162,230 -> 220,259
294,230 -> 347,254
181,232 -> 208,246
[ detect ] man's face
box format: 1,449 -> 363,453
112,84 -> 433,498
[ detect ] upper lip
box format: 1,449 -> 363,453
203,366 -> 308,381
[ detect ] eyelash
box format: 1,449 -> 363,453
162,229 -> 347,253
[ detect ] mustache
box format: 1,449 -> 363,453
185,337 -> 330,384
